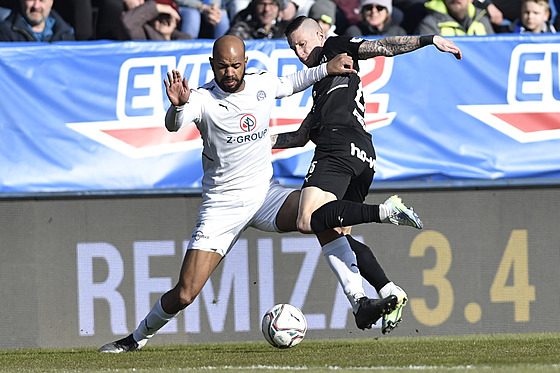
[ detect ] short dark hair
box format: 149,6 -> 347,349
284,15 -> 309,38
251,0 -> 286,10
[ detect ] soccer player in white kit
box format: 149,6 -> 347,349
98,35 -> 397,353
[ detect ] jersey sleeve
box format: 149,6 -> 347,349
274,63 -> 328,98
164,89 -> 204,132
325,35 -> 364,62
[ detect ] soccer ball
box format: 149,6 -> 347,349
261,303 -> 307,349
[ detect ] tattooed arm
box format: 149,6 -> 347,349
358,35 -> 462,60
271,111 -> 314,149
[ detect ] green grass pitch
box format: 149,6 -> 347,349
1,333 -> 559,372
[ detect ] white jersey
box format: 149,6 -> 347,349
166,65 -> 328,195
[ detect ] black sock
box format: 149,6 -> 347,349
346,235 -> 389,293
310,200 -> 381,233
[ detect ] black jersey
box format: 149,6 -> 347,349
309,36 -> 367,139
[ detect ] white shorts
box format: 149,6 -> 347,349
188,180 -> 295,256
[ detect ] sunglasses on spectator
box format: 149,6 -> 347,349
363,4 -> 387,12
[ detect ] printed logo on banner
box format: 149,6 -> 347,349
66,50 -> 396,159
67,55 -> 208,159
459,43 -> 560,143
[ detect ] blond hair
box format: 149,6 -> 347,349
522,0 -> 550,12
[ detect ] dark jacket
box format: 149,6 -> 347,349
415,0 -> 494,36
119,0 -> 193,41
344,20 -> 407,37
226,7 -> 288,39
0,8 -> 75,41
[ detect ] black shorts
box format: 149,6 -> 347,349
303,124 -> 376,203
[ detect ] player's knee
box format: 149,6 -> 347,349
176,288 -> 198,309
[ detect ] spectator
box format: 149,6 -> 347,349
224,0 -> 299,22
174,0 -> 230,38
490,0 -> 560,31
120,0 -> 194,40
345,0 -> 407,36
393,0 -> 503,34
0,0 -> 75,41
308,0 -> 337,37
510,0 -> 556,33
226,0 -> 289,39
415,0 -> 494,35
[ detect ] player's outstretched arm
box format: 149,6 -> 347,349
271,111 -> 313,149
358,35 -> 462,60
279,53 -> 357,98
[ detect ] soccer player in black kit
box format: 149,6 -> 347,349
271,16 -> 462,333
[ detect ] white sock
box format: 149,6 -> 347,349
322,236 -> 366,313
379,282 -> 396,299
132,295 -> 178,346
379,281 -> 406,306
379,204 -> 389,222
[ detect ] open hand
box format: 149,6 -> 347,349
155,3 -> 181,23
487,3 -> 504,26
164,70 -> 190,106
433,35 -> 462,60
203,4 -> 222,26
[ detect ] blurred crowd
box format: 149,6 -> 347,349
0,0 -> 557,42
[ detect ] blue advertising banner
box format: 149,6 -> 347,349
0,35 -> 559,195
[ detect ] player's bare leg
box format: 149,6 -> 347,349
162,249 -> 223,314
275,190 -> 300,232
296,186 -> 337,235
98,249 -> 222,353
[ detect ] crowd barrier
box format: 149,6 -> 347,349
1,35 -> 559,196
